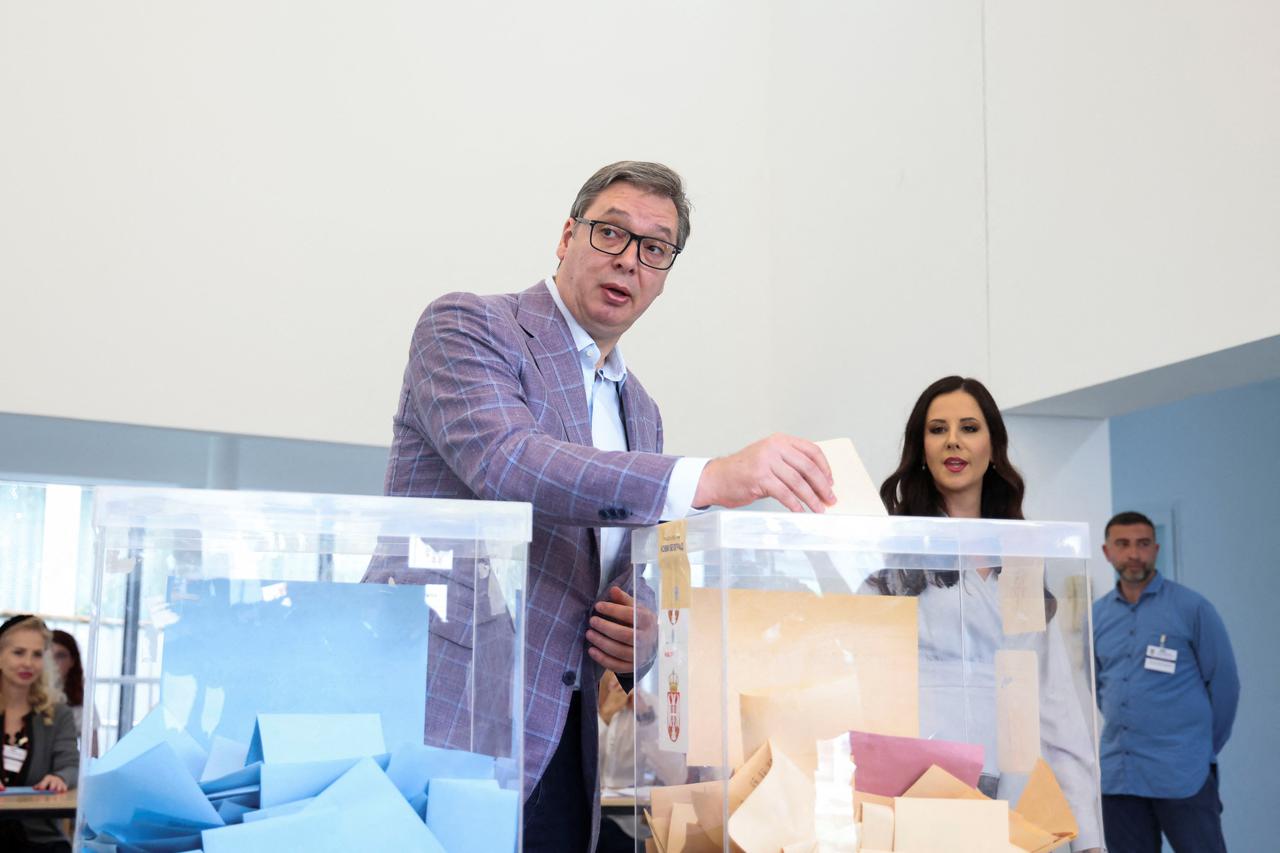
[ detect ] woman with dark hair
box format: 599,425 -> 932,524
0,615 -> 79,853
865,376 -> 1102,852
50,630 -> 98,757
869,374 -> 1032,597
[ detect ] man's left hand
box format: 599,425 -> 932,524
586,586 -> 655,673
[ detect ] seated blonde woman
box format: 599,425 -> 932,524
0,615 -> 80,853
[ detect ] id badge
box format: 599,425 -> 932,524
1145,643 -> 1177,674
2,743 -> 27,774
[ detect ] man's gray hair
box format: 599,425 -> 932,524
569,161 -> 691,248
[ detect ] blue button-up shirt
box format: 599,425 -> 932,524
1092,572 -> 1240,798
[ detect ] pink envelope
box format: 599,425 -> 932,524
850,730 -> 984,797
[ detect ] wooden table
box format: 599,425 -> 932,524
0,789 -> 77,820
601,795 -> 638,809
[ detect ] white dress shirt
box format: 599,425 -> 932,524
544,278 -> 707,594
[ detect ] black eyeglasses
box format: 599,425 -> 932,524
574,218 -> 682,270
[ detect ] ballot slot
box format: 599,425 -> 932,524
82,487 -> 532,853
629,511 -> 1100,853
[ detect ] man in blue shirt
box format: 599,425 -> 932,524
1093,511 -> 1240,853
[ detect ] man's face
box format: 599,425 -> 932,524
1103,522 -> 1159,585
554,182 -> 678,349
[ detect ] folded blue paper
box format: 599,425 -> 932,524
160,579 -> 429,752
259,757 -> 362,808
117,833 -> 204,853
202,807 -> 343,853
216,797 -> 254,824
385,742 -> 495,799
81,741 -> 224,844
258,752 -> 390,807
91,707 -> 206,782
242,796 -> 315,823
203,758 -> 445,853
200,735 -> 249,783
200,762 -> 261,796
96,812 -> 220,843
426,777 -> 519,853
0,786 -> 51,796
246,713 -> 385,764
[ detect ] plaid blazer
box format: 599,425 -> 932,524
376,281 -> 677,815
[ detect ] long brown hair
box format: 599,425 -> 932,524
870,377 -> 1054,620
879,375 -> 1025,520
51,630 -> 85,707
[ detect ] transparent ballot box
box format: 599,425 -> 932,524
629,512 -> 1102,853
77,486 -> 531,853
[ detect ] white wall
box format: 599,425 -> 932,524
2,1 -> 1276,515
1005,415 -> 1113,595
984,0 -> 1280,408
765,0 -> 989,478
0,0 -> 779,454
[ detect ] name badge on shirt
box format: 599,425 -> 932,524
3,743 -> 27,773
1145,643 -> 1177,674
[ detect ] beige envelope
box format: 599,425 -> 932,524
860,801 -> 895,849
728,741 -> 816,853
689,740 -> 775,848
901,764 -> 1058,852
644,809 -> 669,853
994,649 -> 1041,774
814,437 -> 887,516
892,797 -> 1009,853
998,556 -> 1047,635
739,673 -> 865,773
689,587 -> 918,767
1013,758 -> 1079,850
854,790 -> 895,822
781,843 -> 819,853
666,801 -> 720,853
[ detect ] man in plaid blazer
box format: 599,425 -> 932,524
377,162 -> 835,852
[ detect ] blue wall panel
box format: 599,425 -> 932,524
1110,377 -> 1280,851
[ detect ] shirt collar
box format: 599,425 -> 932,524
544,276 -> 628,383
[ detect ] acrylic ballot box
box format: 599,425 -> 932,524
630,512 -> 1102,853
76,486 -> 531,853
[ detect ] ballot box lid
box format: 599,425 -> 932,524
632,510 -> 1088,562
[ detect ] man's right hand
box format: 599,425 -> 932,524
693,433 -> 835,513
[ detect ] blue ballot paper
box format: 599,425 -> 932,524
259,757 -> 364,808
246,713 -> 385,764
203,758 -> 446,853
115,833 -> 204,853
200,762 -> 261,797
215,797 -> 254,824
160,578 -> 428,752
81,741 -> 224,844
199,735 -> 249,783
241,796 -> 315,823
202,807 -> 346,853
258,751 -> 391,807
92,707 -> 207,781
426,777 -> 519,853
385,742 -> 495,799
0,786 -> 51,796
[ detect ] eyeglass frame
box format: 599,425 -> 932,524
572,217 -> 683,270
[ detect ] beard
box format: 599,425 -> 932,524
1116,561 -> 1155,584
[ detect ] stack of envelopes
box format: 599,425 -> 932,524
853,757 -> 1078,853
79,708 -> 519,853
643,730 -> 1077,853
